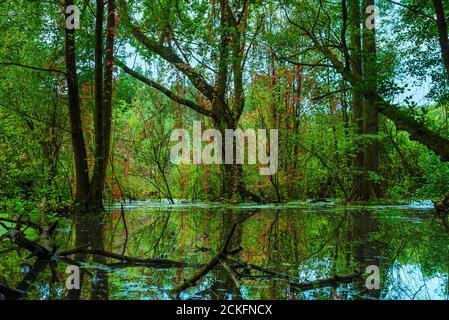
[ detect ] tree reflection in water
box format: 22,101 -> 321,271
0,202 -> 448,300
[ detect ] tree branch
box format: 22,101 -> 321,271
59,248 -> 195,268
119,0 -> 217,102
0,62 -> 66,75
117,61 -> 212,117
433,0 -> 449,78
285,13 -> 449,162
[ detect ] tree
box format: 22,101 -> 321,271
64,0 -> 116,211
118,0 -> 263,201
284,0 -> 449,192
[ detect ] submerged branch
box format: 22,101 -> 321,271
228,255 -> 361,292
59,248 -> 193,268
289,272 -> 362,291
171,224 -> 238,296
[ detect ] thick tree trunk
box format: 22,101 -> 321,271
349,0 -> 366,200
215,116 -> 240,200
348,0 -> 380,201
433,0 -> 449,79
103,0 -> 115,179
88,0 -> 106,209
88,0 -> 116,210
362,0 -> 380,199
215,116 -> 263,202
64,0 -> 90,208
64,0 -> 115,211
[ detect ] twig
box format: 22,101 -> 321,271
57,242 -> 93,256
0,62 -> 66,75
105,261 -> 202,269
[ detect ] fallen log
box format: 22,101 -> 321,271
171,224 -> 238,297
290,272 -> 362,291
59,248 -> 196,268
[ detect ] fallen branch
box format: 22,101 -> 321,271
227,255 -> 361,292
59,248 -> 194,268
7,227 -> 56,259
171,224 -> 238,296
226,255 -> 295,281
106,261 -> 202,269
290,272 -> 362,291
15,260 -> 48,295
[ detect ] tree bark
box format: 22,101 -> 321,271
64,0 -> 90,208
88,0 -> 116,209
349,0 -> 366,200
433,0 -> 449,79
362,0 -> 380,199
63,0 -> 115,211
103,0 -> 116,179
88,0 -> 106,209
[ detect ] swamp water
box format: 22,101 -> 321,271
1,201 -> 448,300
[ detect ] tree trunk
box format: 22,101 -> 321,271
64,0 -> 115,211
103,0 -> 115,179
433,0 -> 449,79
88,0 -> 106,209
348,0 -> 366,200
362,0 -> 380,199
88,0 -> 116,210
64,0 -> 90,208
348,0 -> 380,201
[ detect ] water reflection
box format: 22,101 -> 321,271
1,202 -> 448,300
67,212 -> 109,300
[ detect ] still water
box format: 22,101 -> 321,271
1,201 -> 448,300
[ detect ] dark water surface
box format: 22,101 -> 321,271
1,201 -> 448,300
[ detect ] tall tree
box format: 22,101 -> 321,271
433,0 -> 449,78
285,0 -> 449,166
362,0 -> 380,199
118,0 -> 262,201
348,0 -> 366,200
64,0 -> 90,207
63,0 -> 116,211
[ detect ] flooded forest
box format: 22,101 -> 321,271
1,0 -> 449,301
